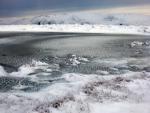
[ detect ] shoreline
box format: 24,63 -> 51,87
0,24 -> 150,36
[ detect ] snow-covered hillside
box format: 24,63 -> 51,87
31,13 -> 150,26
0,12 -> 150,35
0,12 -> 150,26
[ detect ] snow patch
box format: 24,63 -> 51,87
0,66 -> 8,76
0,24 -> 150,35
10,60 -> 49,77
0,58 -> 150,113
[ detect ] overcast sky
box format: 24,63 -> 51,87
0,0 -> 150,17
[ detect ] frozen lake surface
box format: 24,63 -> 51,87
0,32 -> 150,113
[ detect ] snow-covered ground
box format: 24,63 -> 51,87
0,57 -> 150,113
0,24 -> 150,35
0,13 -> 150,35
0,12 -> 150,113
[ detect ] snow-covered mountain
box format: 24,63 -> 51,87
0,12 -> 150,26
31,13 -> 150,26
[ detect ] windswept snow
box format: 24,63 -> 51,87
0,24 -> 150,35
0,57 -> 150,113
0,13 -> 150,35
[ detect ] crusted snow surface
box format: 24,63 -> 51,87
10,60 -> 50,78
0,24 -> 150,35
0,66 -> 8,76
0,57 -> 150,113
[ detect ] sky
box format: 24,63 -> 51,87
0,0 -> 150,17
87,5 -> 150,15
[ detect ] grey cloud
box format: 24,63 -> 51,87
0,0 -> 150,17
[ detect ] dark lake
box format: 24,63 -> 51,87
0,32 -> 150,92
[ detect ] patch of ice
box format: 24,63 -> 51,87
78,57 -> 89,62
0,66 -> 8,76
130,41 -> 143,47
69,55 -> 81,66
65,54 -> 89,66
0,38 -> 16,44
94,58 -> 129,67
10,60 -> 49,77
96,70 -> 109,75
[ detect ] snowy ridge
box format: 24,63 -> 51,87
0,24 -> 150,35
